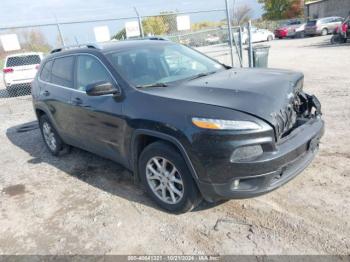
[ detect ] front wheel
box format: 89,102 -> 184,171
139,142 -> 202,213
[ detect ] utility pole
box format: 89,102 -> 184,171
134,7 -> 144,38
225,0 -> 235,67
53,13 -> 65,47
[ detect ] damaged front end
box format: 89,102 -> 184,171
294,92 -> 322,119
273,81 -> 322,140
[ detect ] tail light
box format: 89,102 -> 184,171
35,64 -> 40,70
3,68 -> 13,73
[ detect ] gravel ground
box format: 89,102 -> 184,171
0,36 -> 350,255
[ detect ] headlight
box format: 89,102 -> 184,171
192,117 -> 261,130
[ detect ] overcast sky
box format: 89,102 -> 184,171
0,0 -> 263,26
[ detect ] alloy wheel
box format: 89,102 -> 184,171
146,156 -> 184,204
42,122 -> 57,152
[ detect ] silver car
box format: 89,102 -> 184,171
305,16 -> 344,36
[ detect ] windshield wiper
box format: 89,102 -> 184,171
188,71 -> 218,81
136,82 -> 168,88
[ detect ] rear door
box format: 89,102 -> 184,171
325,17 -> 335,32
70,54 -> 125,163
39,56 -> 77,144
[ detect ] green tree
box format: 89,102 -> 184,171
191,21 -> 224,31
258,0 -> 303,20
159,11 -> 177,34
112,12 -> 177,40
112,28 -> 126,40
142,16 -> 169,35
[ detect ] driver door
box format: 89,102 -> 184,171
70,54 -> 125,163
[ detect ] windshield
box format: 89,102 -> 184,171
106,43 -> 225,87
286,21 -> 300,26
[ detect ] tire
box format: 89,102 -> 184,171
6,87 -> 16,97
321,28 -> 328,36
139,141 -> 202,213
296,31 -> 305,38
39,115 -> 69,156
267,35 -> 273,41
331,35 -> 340,44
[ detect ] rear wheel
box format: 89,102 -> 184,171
267,35 -> 273,41
39,115 -> 70,156
296,31 -> 305,38
139,141 -> 202,213
6,87 -> 16,97
321,28 -> 328,36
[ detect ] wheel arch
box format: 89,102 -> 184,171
34,105 -> 61,139
131,129 -> 199,184
35,107 -> 47,119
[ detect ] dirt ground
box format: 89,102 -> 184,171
0,36 -> 349,255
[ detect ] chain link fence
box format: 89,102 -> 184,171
0,8 -> 246,101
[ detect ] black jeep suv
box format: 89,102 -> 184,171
32,40 -> 324,213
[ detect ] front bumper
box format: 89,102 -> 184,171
192,117 -> 325,202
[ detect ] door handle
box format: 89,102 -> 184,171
72,97 -> 83,106
42,90 -> 50,97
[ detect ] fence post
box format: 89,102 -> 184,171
134,7 -> 144,38
238,26 -> 243,67
248,20 -> 253,68
225,0 -> 234,67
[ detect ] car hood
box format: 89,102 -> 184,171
145,68 -> 304,126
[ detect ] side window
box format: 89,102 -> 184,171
323,18 -> 332,24
76,55 -> 113,91
51,56 -> 74,88
335,17 -> 343,22
40,60 -> 53,82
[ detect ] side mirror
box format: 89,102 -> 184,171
86,81 -> 120,96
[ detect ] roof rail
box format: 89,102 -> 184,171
128,36 -> 169,41
144,36 -> 169,41
50,43 -> 101,54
